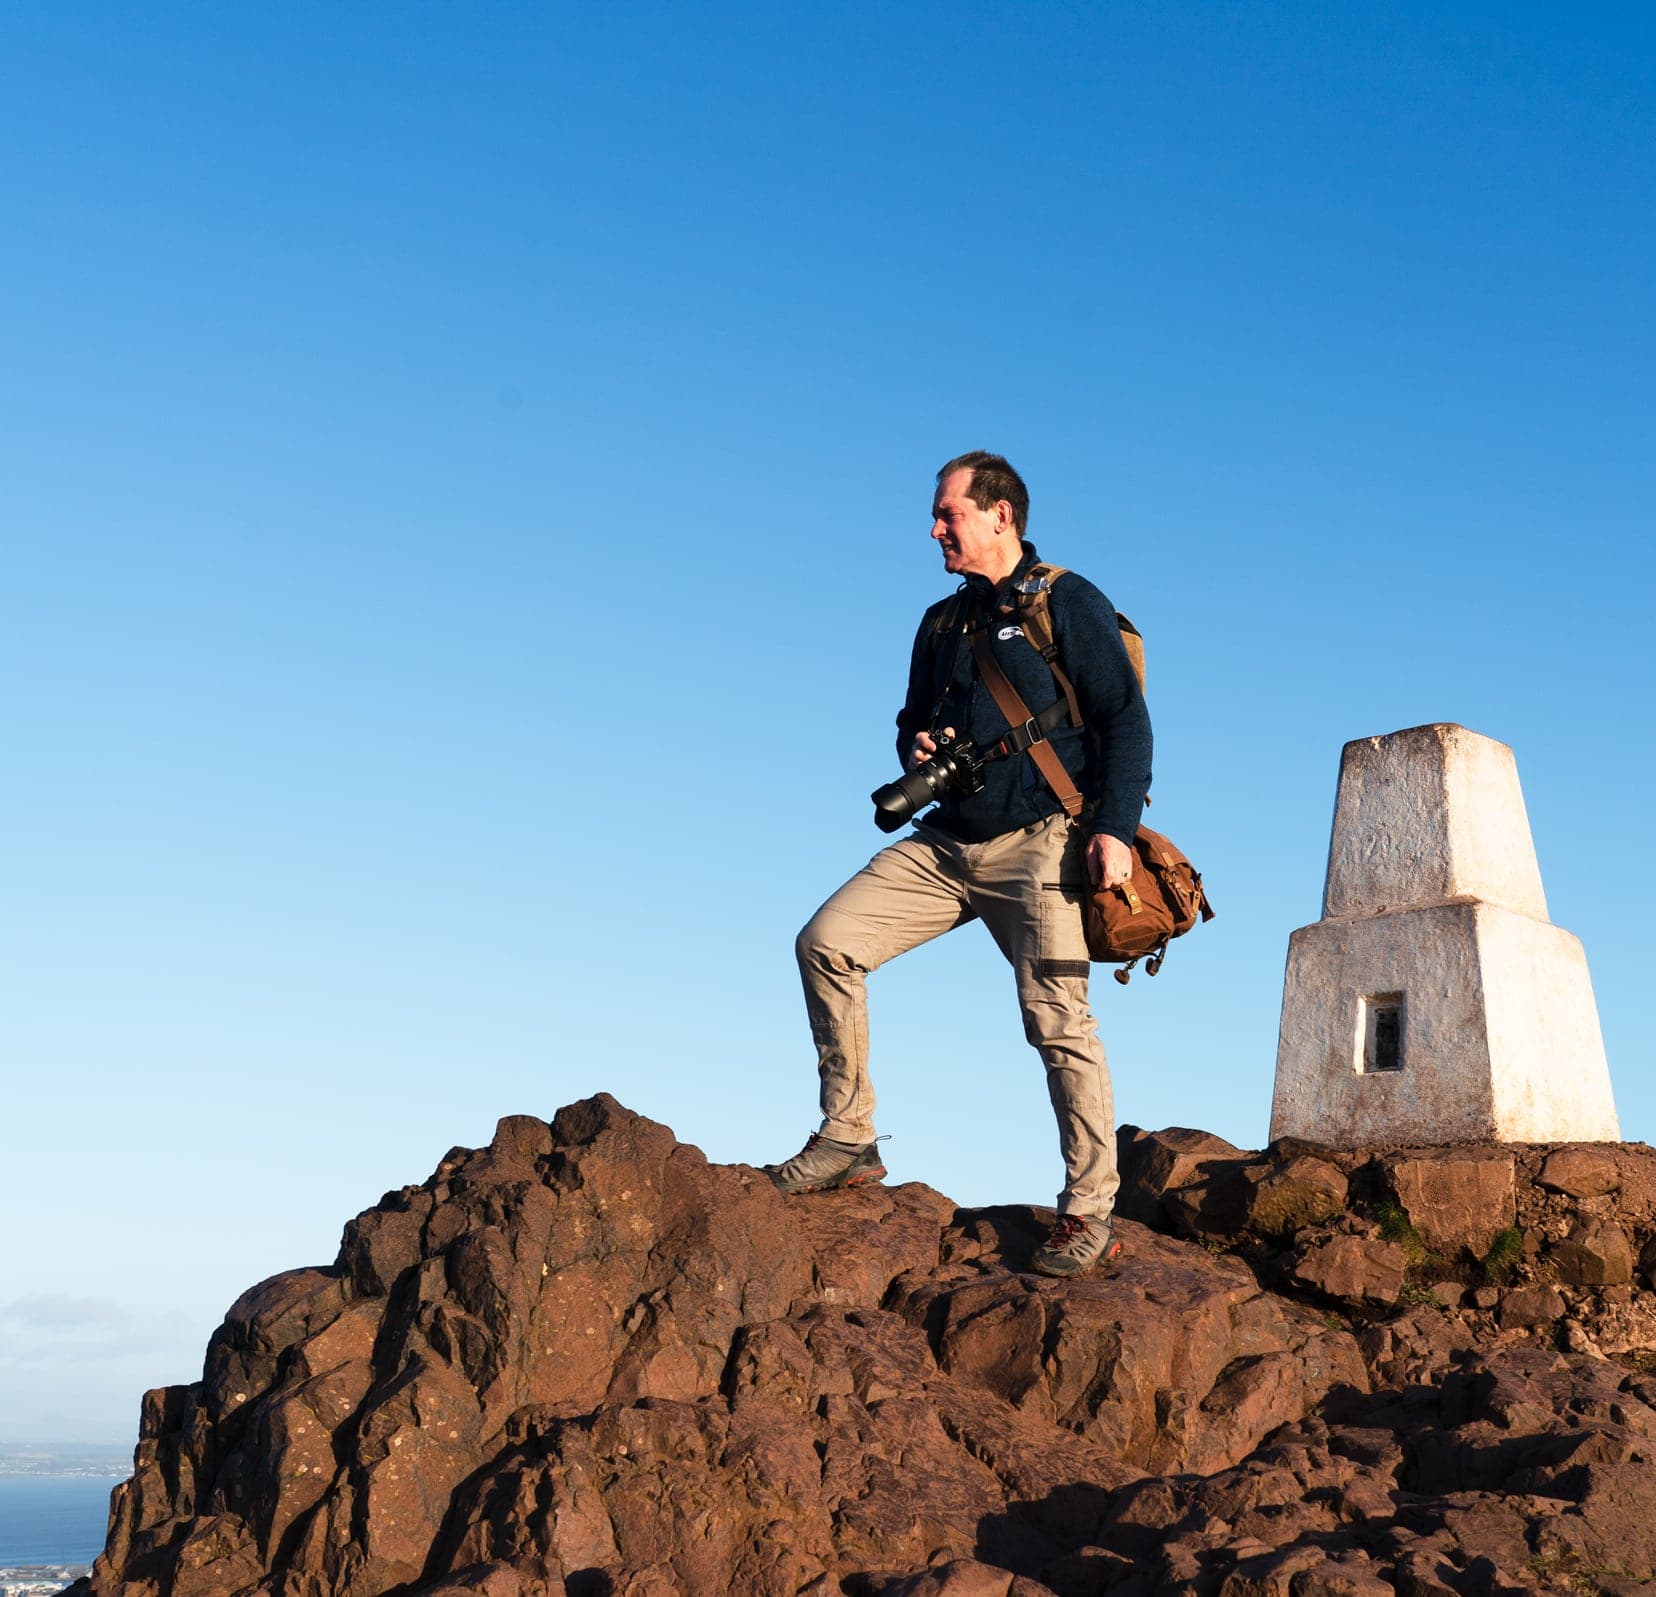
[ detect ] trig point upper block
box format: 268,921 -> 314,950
1271,724 -> 1618,1147
1323,724 -> 1548,920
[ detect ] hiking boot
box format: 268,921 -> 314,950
765,1132 -> 886,1194
1030,1214 -> 1122,1278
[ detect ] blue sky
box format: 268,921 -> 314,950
3,2 -> 1651,1442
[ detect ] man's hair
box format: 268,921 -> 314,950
936,450 -> 1029,537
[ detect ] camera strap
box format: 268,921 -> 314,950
924,588 -> 971,736
986,691 -> 1073,758
968,630 -> 1085,819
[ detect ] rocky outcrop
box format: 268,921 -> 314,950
74,1100 -> 1656,1596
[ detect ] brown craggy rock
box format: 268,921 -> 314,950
1112,1127 -> 1244,1228
1386,1149 -> 1517,1261
73,1100 -> 1656,1597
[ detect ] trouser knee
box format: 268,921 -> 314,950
797,911 -> 847,972
795,914 -> 827,972
1018,991 -> 1095,1050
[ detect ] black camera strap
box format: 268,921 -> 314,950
985,691 -> 1073,759
924,587 -> 972,735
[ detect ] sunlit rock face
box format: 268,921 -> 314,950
72,1098 -> 1656,1596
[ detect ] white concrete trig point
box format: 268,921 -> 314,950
1271,723 -> 1618,1146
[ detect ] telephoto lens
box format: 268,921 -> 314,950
870,731 -> 982,832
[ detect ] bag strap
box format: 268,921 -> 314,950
967,629 -> 1085,819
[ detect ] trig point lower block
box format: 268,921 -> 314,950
1271,724 -> 1617,1146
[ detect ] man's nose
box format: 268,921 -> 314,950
930,519 -> 946,539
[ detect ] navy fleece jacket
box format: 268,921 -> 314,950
894,541 -> 1153,846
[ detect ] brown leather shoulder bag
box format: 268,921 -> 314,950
1086,824 -> 1215,983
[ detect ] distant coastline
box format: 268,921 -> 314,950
0,1564 -> 94,1597
0,1445 -> 128,1480
0,1456 -> 123,1577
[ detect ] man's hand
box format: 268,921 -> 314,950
1086,832 -> 1134,890
908,726 -> 956,771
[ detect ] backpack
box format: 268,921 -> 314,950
936,561 -> 1213,981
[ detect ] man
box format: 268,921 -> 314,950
766,451 -> 1153,1277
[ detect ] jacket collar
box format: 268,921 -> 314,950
962,539 -> 1040,605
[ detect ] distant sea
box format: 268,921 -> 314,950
0,1476 -> 115,1568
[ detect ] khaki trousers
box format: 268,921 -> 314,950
796,813 -> 1120,1220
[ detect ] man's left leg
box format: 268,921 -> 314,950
772,827 -> 974,1193
971,815 -> 1121,1275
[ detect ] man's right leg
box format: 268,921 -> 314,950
794,828 -> 975,1146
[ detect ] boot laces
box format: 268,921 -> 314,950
1045,1215 -> 1099,1254
779,1132 -> 828,1171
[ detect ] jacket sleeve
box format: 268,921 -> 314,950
1052,573 -> 1153,845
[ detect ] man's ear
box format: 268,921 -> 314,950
994,500 -> 1016,534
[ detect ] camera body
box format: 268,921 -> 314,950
870,729 -> 987,833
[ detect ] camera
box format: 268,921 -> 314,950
870,729 -> 986,832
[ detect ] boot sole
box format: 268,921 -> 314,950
776,1161 -> 888,1195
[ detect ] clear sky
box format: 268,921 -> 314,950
3,2 -> 1652,1444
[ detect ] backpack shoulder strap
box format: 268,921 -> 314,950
930,588 -> 967,640
1004,564 -> 1081,725
1009,562 -> 1068,658
1009,565 -> 1148,702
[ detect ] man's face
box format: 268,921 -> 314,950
930,468 -> 1012,578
